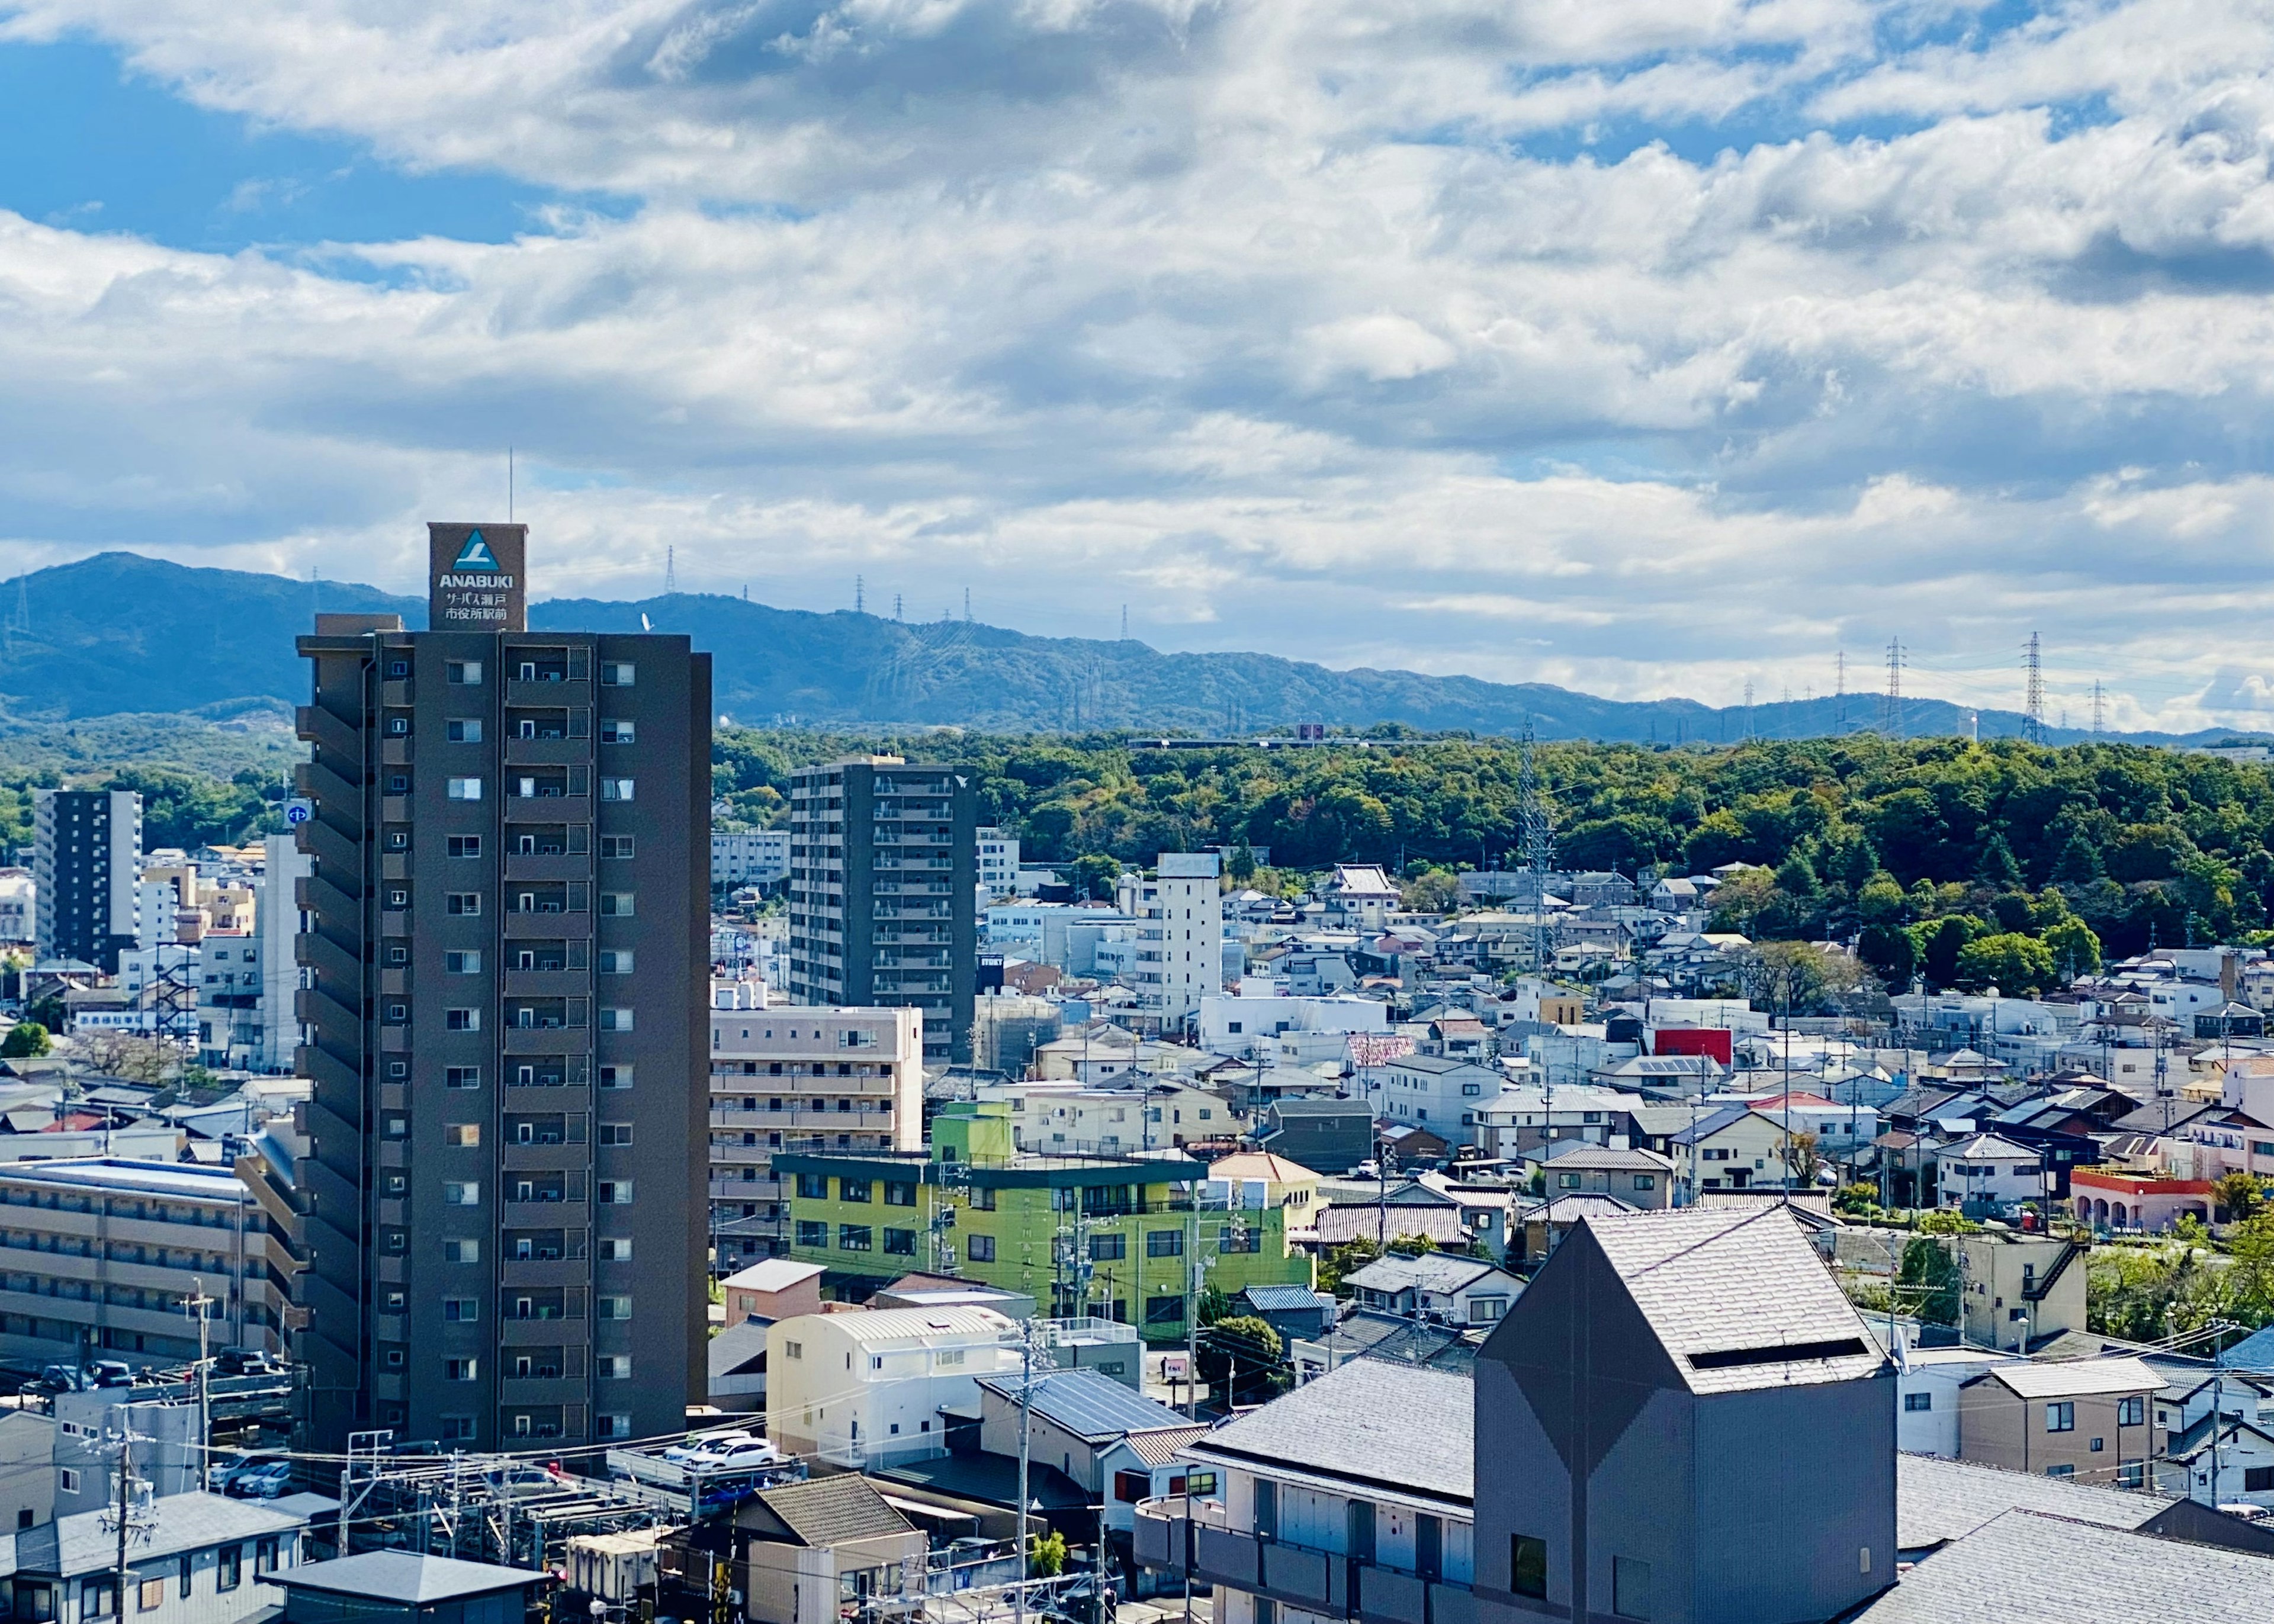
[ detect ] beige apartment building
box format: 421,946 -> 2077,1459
1954,1233 -> 2086,1352
709,1006 -> 923,1274
1957,1357 -> 2165,1486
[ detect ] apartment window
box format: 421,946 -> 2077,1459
387,658 -> 410,677
441,1416 -> 476,1441
446,660 -> 482,684
599,949 -> 634,973
387,715 -> 410,736
447,718 -> 483,742
445,1066 -> 481,1090
599,1237 -> 633,1260
600,835 -> 635,858
387,886 -> 409,909
599,1355 -> 632,1379
884,1182 -> 917,1207
446,892 -> 481,916
1090,1233 -> 1127,1262
600,1414 -> 633,1440
839,1224 -> 873,1251
1512,1536 -> 1548,1600
1144,1295 -> 1182,1326
2117,1396 -> 2145,1426
599,1123 -> 634,1147
2118,1460 -> 2147,1489
446,1008 -> 480,1032
445,950 -> 482,973
2044,1464 -> 2075,1478
599,662 -> 635,686
2046,1402 -> 2074,1432
598,1181 -> 634,1205
1904,1392 -> 1932,1412
58,1469 -> 78,1494
447,777 -> 483,800
447,835 -> 483,858
600,892 -> 635,916
444,1358 -> 478,1381
599,1007 -> 634,1032
841,1180 -> 873,1204
600,718 -> 636,743
1147,1230 -> 1184,1258
1612,1557 -> 1650,1621
444,1239 -> 480,1262
442,1182 -> 480,1207
797,1173 -> 828,1199
599,1065 -> 634,1089
444,1124 -> 481,1147
600,779 -> 635,802
796,1221 -> 827,1247
884,1228 -> 916,1255
600,1296 -> 633,1320
966,1234 -> 996,1262
972,1188 -> 997,1210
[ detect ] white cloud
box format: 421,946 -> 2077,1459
3,0 -> 2274,730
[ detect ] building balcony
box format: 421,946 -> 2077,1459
503,737 -> 590,766
1131,1503 -> 1463,1624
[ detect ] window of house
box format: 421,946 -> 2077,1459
1147,1230 -> 1183,1258
1904,1392 -> 1932,1412
1511,1536 -> 1548,1600
446,1067 -> 480,1089
217,1548 -> 242,1591
2046,1402 -> 2074,1432
445,661 -> 481,684
1091,1233 -> 1127,1261
446,892 -> 481,916
445,950 -> 481,973
1611,1557 -> 1650,1621
967,1234 -> 997,1262
839,1225 -> 873,1251
884,1229 -> 916,1255
447,777 -> 483,800
446,1008 -> 480,1031
2117,1396 -> 2145,1426
447,718 -> 483,742
796,1221 -> 827,1247
1144,1295 -> 1183,1326
841,1180 -> 872,1204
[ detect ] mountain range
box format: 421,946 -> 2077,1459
0,551 -> 2246,746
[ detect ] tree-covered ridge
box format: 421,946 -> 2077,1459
715,728 -> 2274,985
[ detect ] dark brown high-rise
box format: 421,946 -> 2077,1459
294,523 -> 709,1452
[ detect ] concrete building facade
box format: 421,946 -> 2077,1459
34,790 -> 140,973
1116,854 -> 1223,1028
787,758 -> 977,1066
292,522 -> 709,1452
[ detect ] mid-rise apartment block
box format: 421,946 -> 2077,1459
1116,853 -> 1223,1028
33,790 -> 140,972
712,830 -> 791,890
708,1005 -> 924,1272
293,522 -> 709,1452
788,757 -> 976,1066
977,827 -> 1019,900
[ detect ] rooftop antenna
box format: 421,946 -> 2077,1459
2023,632 -> 2045,744
664,545 -> 677,596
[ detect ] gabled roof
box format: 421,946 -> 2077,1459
1190,1356 -> 1473,1507
975,1368 -> 1192,1443
1850,1507 -> 2274,1623
1895,1453 -> 2167,1551
277,1552 -> 550,1603
1344,1252 -> 1510,1295
722,1258 -> 825,1292
750,1475 -> 916,1547
1969,1356 -> 2163,1400
15,1491 -> 306,1579
1939,1131 -> 2039,1161
1577,1208 -> 1883,1395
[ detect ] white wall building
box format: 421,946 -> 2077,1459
713,830 -> 791,889
1366,1056 -> 1504,1146
0,872 -> 33,945
1895,1349 -> 2010,1457
255,834 -> 310,1073
1937,1133 -> 2047,1211
766,1307 -> 1023,1469
1197,991 -> 1389,1062
1116,854 -> 1223,1026
977,828 -> 1020,899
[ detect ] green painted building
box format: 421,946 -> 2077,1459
776,1102 -> 1314,1339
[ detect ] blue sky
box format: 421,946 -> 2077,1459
1,0 -> 2273,730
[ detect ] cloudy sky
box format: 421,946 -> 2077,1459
2,1 -> 2272,729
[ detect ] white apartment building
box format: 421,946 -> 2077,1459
1366,1057 -> 1504,1146
714,829 -> 791,889
0,872 -> 33,945
708,1005 -> 924,1274
766,1306 -> 1023,1469
1116,854 -> 1224,1027
1197,991 -> 1390,1063
975,1078 -> 1237,1152
978,827 -> 1020,899
256,833 -> 310,1073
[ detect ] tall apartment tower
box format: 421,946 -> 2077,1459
33,789 -> 140,971
293,523 -> 710,1453
787,757 -> 977,1066
1116,852 -> 1223,1027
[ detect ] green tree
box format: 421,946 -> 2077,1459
2214,1172 -> 2267,1224
1974,832 -> 2024,889
1197,1315 -> 1286,1406
1896,1236 -> 1960,1324
1953,932 -> 2057,995
1913,916 -> 1980,988
2053,831 -> 2105,884
1065,853 -> 1122,900
2038,916 -> 2099,978
0,1022 -> 48,1059
1399,868 -> 1460,913
1026,1530 -> 1068,1578
1227,842 -> 1259,884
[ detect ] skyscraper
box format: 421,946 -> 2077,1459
787,757 -> 976,1065
33,789 -> 140,972
293,522 -> 709,1451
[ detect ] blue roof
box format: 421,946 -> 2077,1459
2218,1324 -> 2274,1371
976,1367 -> 1196,1441
1241,1285 -> 1329,1313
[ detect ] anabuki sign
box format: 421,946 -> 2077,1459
427,522 -> 528,631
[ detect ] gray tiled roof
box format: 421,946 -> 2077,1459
14,1491 -> 307,1579
1896,1453 -> 2167,1551
1189,1356 -> 1473,1506
277,1551 -> 548,1603
1582,1207 -> 1883,1394
754,1475 -> 915,1546
1853,1508 -> 2273,1622
1343,1252 -> 1505,1295
1241,1284 -> 1331,1313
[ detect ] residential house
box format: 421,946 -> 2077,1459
1957,1358 -> 2166,1486
1510,1193 -> 1635,1268
765,1307 -> 1023,1468
1202,1152 -> 1323,1246
1954,1234 -> 2087,1352
1340,1253 -> 1523,1329
272,1554 -> 552,1624
1321,865 -> 1401,932
1534,1144 -> 1674,1209
723,1258 -> 825,1327
1666,1105 -> 1795,1197
737,1475 -> 926,1624
1255,1098 -> 1374,1175
2069,1169 -> 2215,1233
1936,1132 -> 2048,1213
2159,1411 -> 2274,1510
1236,1284 -> 1334,1345
1366,1057 -> 1504,1147
9,1493 -> 309,1624
1896,1349 -> 2013,1458
708,1318 -> 772,1415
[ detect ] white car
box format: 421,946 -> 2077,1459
664,1429 -> 757,1465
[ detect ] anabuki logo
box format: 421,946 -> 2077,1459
452,531 -> 501,571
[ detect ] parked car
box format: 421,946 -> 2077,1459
83,1361 -> 132,1388
663,1429 -> 757,1465
34,1365 -> 86,1394
224,1461 -> 294,1500
214,1349 -> 281,1378
696,1440 -> 788,1472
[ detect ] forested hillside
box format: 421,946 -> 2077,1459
717,729 -> 2274,990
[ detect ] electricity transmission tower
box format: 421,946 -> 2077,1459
1881,639 -> 1905,739
664,545 -> 677,596
2092,680 -> 2105,737
1835,648 -> 1846,732
2023,633 -> 2045,744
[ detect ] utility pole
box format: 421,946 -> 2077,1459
1518,724 -> 1555,979
184,1278 -> 217,1468
1014,1320 -> 1037,1624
